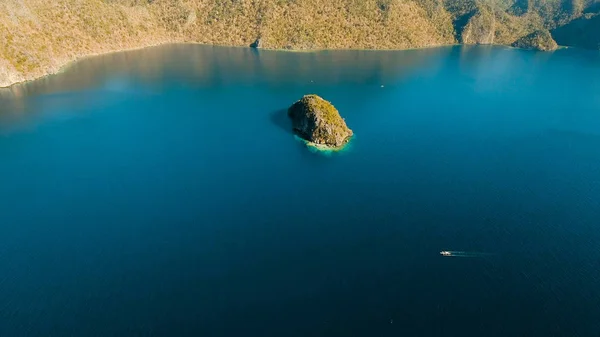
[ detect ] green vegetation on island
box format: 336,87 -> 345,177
288,95 -> 353,150
1,0 -> 599,87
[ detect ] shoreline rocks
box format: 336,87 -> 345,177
250,38 -> 262,48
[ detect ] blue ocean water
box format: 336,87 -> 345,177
1,45 -> 600,336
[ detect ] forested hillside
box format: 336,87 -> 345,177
1,0 -> 598,87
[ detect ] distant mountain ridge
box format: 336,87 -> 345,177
0,0 -> 598,88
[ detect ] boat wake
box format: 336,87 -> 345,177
440,251 -> 493,258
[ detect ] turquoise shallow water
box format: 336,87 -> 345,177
1,45 -> 600,336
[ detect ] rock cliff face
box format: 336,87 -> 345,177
461,9 -> 496,44
250,38 -> 262,48
512,30 -> 558,50
288,95 -> 353,149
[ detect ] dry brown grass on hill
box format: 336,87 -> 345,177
0,0 -> 459,87
493,10 -> 546,44
0,0 -> 174,86
253,0 -> 455,49
0,0 -> 596,87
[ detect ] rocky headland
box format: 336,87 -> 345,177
512,30 -> 559,50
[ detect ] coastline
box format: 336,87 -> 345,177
0,0 -> 594,90
1,41 -> 569,90
0,40 -> 179,89
2,41 -> 456,89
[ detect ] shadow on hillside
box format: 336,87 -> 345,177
452,10 -> 476,42
551,14 -> 600,49
269,108 -> 293,135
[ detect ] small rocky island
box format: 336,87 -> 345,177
288,95 -> 353,150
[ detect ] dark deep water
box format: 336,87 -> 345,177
1,45 -> 600,337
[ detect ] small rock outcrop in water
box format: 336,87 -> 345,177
250,38 -> 262,48
512,30 -> 558,51
288,95 -> 353,149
